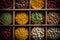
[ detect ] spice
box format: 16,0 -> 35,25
47,0 -> 60,9
31,0 -> 44,9
15,0 -> 29,9
0,0 -> 13,9
0,28 -> 13,40
31,27 -> 44,40
31,12 -> 44,24
47,27 -> 60,40
0,12 -> 12,25
15,27 -> 28,40
16,12 -> 28,25
47,12 -> 60,24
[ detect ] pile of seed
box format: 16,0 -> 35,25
31,27 -> 45,40
15,27 -> 28,40
47,12 -> 60,24
31,0 -> 44,9
47,0 -> 60,9
31,12 -> 44,24
0,28 -> 13,40
0,0 -> 13,9
47,27 -> 60,40
0,12 -> 12,25
15,0 -> 29,9
15,12 -> 28,25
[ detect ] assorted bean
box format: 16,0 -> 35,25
15,0 -> 29,9
47,12 -> 60,24
31,12 -> 44,24
31,27 -> 45,40
47,27 -> 60,40
0,0 -> 60,40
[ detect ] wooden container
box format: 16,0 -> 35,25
0,0 -> 60,40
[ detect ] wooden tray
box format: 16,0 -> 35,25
0,0 -> 60,40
